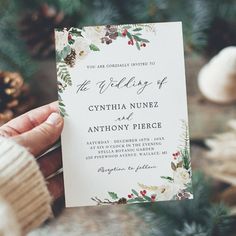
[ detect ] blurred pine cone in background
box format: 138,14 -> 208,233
0,71 -> 34,125
20,3 -> 73,59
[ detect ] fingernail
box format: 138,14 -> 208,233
46,112 -> 62,126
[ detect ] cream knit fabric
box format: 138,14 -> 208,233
0,137 -> 52,236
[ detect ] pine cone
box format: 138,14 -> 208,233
0,71 -> 34,125
117,197 -> 127,204
64,49 -> 76,67
20,4 -> 72,59
0,71 -> 23,109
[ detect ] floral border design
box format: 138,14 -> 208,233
91,121 -> 193,205
55,24 -> 153,116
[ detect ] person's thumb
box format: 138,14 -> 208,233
13,112 -> 64,156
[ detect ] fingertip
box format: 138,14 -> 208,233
46,113 -> 63,126
49,101 -> 60,112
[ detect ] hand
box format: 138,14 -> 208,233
0,102 -> 64,202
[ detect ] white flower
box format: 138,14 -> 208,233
174,167 -> 190,187
72,37 -> 90,60
82,26 -> 106,44
55,30 -> 68,51
155,184 -> 178,201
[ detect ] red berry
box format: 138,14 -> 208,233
131,40 -> 134,45
122,30 -> 127,37
143,43 -> 146,47
128,41 -> 131,45
128,194 -> 132,198
140,190 -> 146,196
68,34 -> 72,40
151,194 -> 156,201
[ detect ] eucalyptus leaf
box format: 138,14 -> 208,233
133,35 -> 150,43
161,176 -> 174,182
59,107 -> 66,112
108,192 -> 118,200
140,38 -> 150,43
60,45 -> 71,59
136,41 -> 140,50
56,51 -> 63,63
171,162 -> 177,171
89,44 -> 100,51
126,31 -> 133,40
132,189 -> 139,197
143,195 -> 152,201
134,197 -> 145,202
59,102 -> 65,107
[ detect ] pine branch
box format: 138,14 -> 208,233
0,1 -> 36,80
57,62 -> 72,86
175,222 -> 207,236
207,204 -> 236,236
58,99 -> 68,117
12,0 -> 82,15
135,171 -> 236,236
79,0 -> 120,26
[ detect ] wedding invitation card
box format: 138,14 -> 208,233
55,22 -> 193,207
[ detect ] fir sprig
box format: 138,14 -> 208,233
57,62 -> 72,87
131,172 -> 236,236
0,1 -> 36,80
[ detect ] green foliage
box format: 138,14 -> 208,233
120,0 -> 235,52
108,192 -> 118,200
0,0 -> 36,80
57,62 -> 72,86
161,176 -> 174,182
12,0 -> 82,15
130,171 -> 236,236
143,195 -> 152,202
132,189 -> 139,197
181,148 -> 190,170
56,46 -> 71,61
58,95 -> 68,117
54,0 -> 81,15
58,104 -> 68,117
1,0 -> 235,81
175,222 -> 207,236
185,182 -> 193,195
179,121 -> 191,170
89,44 -> 100,51
79,0 -> 120,26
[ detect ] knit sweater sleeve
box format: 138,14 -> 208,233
0,137 -> 52,235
